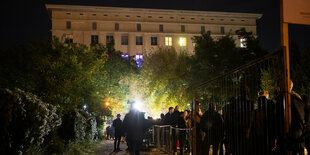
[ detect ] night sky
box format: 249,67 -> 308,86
1,0 -> 309,50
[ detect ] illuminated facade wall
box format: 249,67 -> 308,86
46,4 -> 262,56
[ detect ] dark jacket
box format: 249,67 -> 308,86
178,117 -> 187,128
201,109 -> 224,144
123,110 -> 146,142
171,110 -> 180,127
164,112 -> 173,125
112,118 -> 123,137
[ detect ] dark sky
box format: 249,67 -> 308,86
1,0 -> 309,50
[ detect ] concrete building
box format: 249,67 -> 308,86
46,4 -> 262,57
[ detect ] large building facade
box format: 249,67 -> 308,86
46,4 -> 262,56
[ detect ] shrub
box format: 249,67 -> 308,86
0,88 -> 61,154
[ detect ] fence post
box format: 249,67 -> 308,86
192,90 -> 197,155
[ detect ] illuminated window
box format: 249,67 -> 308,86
179,37 -> 187,47
121,54 -> 129,59
65,34 -> 73,44
165,37 -> 172,46
66,21 -> 71,29
240,38 -> 247,48
91,35 -> 98,45
136,54 -> 143,68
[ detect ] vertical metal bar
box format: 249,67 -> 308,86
192,90 -> 197,155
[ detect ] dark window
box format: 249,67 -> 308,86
121,35 -> 128,45
136,36 -> 143,45
181,25 -> 185,33
151,37 -> 157,45
92,22 -> 97,30
115,23 -> 119,31
66,21 -> 71,29
137,24 -> 141,32
159,24 -> 164,32
201,26 -> 205,33
221,26 -> 225,34
91,35 -> 98,45
106,35 -> 114,44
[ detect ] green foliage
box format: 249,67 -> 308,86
0,88 -> 61,154
0,37 -> 138,154
140,47 -> 193,111
290,43 -> 310,96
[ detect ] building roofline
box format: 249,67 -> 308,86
45,4 -> 263,19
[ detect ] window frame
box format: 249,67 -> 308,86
92,22 -> 97,30
165,36 -> 172,46
91,35 -> 99,45
159,24 -> 164,32
181,25 -> 185,33
137,24 -> 141,32
136,36 -> 143,45
151,36 -> 158,46
106,35 -> 114,44
121,35 -> 128,45
115,23 -> 119,31
179,37 -> 187,47
66,21 -> 71,29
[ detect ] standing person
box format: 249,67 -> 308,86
113,114 -> 123,152
106,125 -> 111,140
172,105 -> 180,154
178,111 -> 187,155
200,103 -> 224,155
302,95 -> 310,152
164,107 -> 174,125
123,106 -> 146,155
275,80 -> 305,155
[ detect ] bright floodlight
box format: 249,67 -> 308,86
105,102 -> 110,106
83,104 -> 87,110
133,99 -> 143,111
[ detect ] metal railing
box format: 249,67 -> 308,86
192,50 -> 290,155
152,125 -> 193,154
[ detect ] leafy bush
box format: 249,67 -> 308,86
0,88 -> 61,154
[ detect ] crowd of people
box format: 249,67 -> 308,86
105,79 -> 310,155
105,104 -> 154,155
194,80 -> 310,155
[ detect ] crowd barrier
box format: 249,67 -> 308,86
152,125 -> 192,154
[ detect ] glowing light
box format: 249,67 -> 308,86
165,37 -> 172,46
83,104 -> 87,110
240,38 -> 247,48
179,37 -> 187,46
105,102 -> 110,106
132,97 -> 145,111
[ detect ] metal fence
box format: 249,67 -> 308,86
152,125 -> 193,154
192,50 -> 296,155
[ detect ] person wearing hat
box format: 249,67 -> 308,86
113,114 -> 123,152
